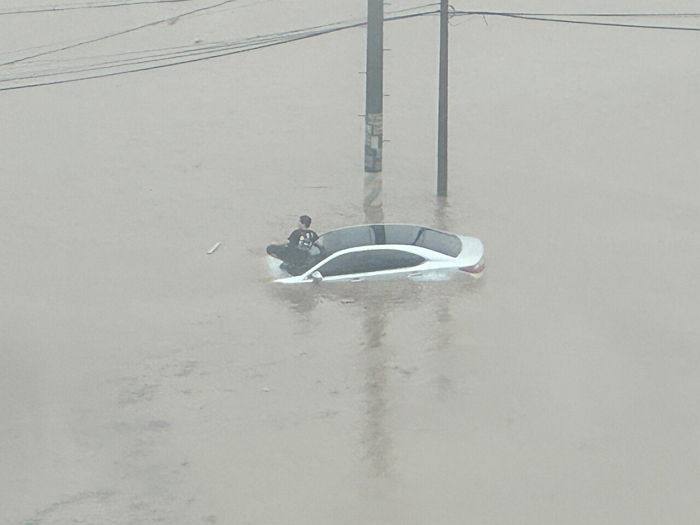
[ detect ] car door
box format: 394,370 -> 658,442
308,249 -> 426,282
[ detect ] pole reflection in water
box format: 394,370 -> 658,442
362,200 -> 391,478
431,197 -> 454,397
364,200 -> 384,225
360,294 -> 391,478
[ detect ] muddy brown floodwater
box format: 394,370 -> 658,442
2,1 -> 699,524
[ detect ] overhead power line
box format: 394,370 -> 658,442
0,7 -> 436,91
0,0 -> 196,16
453,11 -> 700,32
0,0 -> 238,67
458,11 -> 700,18
2,7 -> 700,92
1,30 -> 328,83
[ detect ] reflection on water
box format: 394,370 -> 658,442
362,200 -> 390,480
267,197 -> 473,481
361,294 -> 391,478
433,196 -> 450,232
264,197 -> 485,483
432,196 -> 453,402
267,282 -> 323,314
267,275 -> 479,310
364,201 -> 385,224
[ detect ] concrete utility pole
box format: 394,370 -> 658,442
364,0 -> 383,209
437,0 -> 449,196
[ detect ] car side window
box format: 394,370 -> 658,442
317,250 -> 425,277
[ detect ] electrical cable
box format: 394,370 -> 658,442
4,7 -> 699,92
0,13 -> 361,81
452,10 -> 700,32
0,9 -> 439,91
0,0 -> 196,16
456,11 -> 700,18
1,31 -> 323,83
0,0 -> 238,67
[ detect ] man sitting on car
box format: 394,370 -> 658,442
266,215 -> 320,273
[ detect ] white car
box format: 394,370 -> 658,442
269,224 -> 484,284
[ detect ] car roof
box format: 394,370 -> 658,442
320,243 -> 440,258
317,224 -> 462,258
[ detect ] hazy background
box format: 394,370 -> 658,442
2,1 -> 699,524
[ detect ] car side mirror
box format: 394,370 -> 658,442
310,271 -> 323,282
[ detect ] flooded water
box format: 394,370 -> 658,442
2,1 -> 699,524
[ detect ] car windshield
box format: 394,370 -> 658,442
316,224 -> 462,257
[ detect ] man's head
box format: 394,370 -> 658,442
299,215 -> 312,229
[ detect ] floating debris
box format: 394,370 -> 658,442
207,241 -> 222,255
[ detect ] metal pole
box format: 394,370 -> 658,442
364,0 -> 383,209
437,0 -> 448,196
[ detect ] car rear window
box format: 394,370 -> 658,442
414,229 -> 461,257
318,249 -> 425,277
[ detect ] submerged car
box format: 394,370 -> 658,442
269,224 -> 484,284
